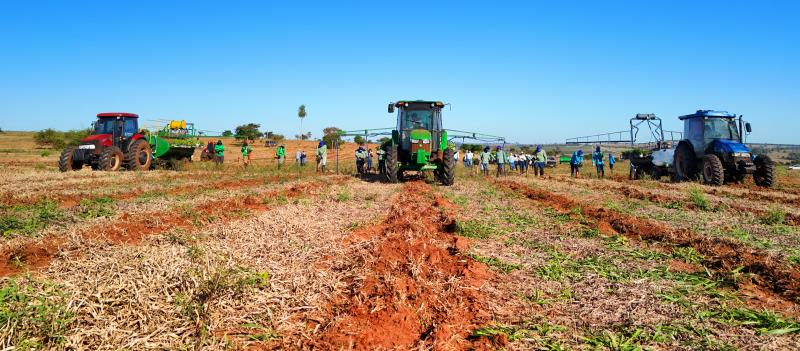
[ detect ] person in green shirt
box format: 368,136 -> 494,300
275,144 -> 286,169
533,145 -> 547,177
495,145 -> 507,177
316,141 -> 327,173
480,146 -> 491,176
213,140 -> 225,165
241,141 -> 253,168
376,148 -> 386,175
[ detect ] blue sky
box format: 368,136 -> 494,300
0,0 -> 798,144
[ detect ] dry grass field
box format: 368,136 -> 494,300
2,132 -> 800,350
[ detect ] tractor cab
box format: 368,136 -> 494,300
87,112 -> 141,150
679,110 -> 751,158
388,100 -> 447,165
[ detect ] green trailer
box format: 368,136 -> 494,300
146,120 -> 199,169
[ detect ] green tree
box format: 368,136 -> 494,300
34,129 -> 65,149
222,130 -> 234,137
323,127 -> 343,149
234,123 -> 263,140
378,137 -> 391,145
353,135 -> 365,145
298,104 -> 307,139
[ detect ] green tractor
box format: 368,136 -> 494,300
384,100 -> 455,185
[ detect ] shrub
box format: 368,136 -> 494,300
687,187 -> 712,211
34,128 -> 65,149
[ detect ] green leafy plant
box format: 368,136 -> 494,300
469,254 -> 520,273
77,197 -> 115,219
0,277 -> 74,349
761,206 -> 786,225
687,187 -> 712,211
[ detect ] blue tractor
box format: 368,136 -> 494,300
672,110 -> 775,187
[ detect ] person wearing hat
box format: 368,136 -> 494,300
354,145 -> 368,177
480,146 -> 491,176
495,145 -> 508,177
275,144 -> 286,169
533,145 -> 547,177
316,140 -> 327,173
376,147 -> 386,175
592,145 -> 605,178
570,149 -> 584,178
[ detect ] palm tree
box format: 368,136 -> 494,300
298,105 -> 307,140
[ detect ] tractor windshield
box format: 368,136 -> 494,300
94,118 -> 116,134
703,118 -> 740,141
402,110 -> 433,130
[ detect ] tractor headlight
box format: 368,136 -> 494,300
732,152 -> 751,158
411,139 -> 419,144
422,139 -> 430,144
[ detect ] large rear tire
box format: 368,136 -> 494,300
754,155 -> 776,188
99,146 -> 124,171
384,144 -> 399,183
702,154 -> 724,186
125,139 -> 152,171
673,143 -> 696,182
58,147 -> 81,172
439,148 -> 456,186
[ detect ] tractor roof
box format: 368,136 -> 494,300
395,100 -> 445,108
97,112 -> 139,118
678,110 -> 736,120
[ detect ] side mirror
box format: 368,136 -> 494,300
388,103 -> 395,114
745,122 -> 752,133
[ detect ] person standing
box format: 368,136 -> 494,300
495,145 -> 507,177
480,146 -> 491,176
240,141 -> 253,168
592,146 -> 605,178
295,149 -> 302,165
608,152 -> 616,175
316,140 -> 327,173
366,148 -> 374,174
205,141 -> 215,161
276,144 -> 286,169
570,149 -> 584,178
300,150 -> 307,167
454,149 -> 460,168
214,140 -> 225,166
508,153 -> 516,174
377,147 -> 386,175
465,150 -> 474,170
533,145 -> 547,177
355,145 -> 367,176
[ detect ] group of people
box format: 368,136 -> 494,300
203,139 -> 330,172
355,146 -> 386,176
568,146 -> 616,178
457,145 -> 550,178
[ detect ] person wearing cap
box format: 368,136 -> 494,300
570,149 -> 584,178
592,146 -> 605,178
275,144 -> 286,169
316,140 -> 327,173
377,147 -> 386,175
241,141 -> 253,168
355,145 -> 368,176
495,145 -> 508,177
533,145 -> 547,177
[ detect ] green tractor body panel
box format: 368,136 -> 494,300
440,130 -> 448,152
385,99 -> 454,183
147,120 -> 199,162
410,129 -> 431,140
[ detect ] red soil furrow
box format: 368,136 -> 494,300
0,179 -> 329,277
498,180 -> 800,305
552,177 -> 800,226
308,181 -> 499,350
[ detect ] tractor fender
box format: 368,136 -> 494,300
130,134 -> 145,142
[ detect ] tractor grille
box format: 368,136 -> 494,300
411,141 -> 431,155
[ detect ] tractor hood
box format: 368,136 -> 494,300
711,139 -> 750,153
81,134 -> 112,144
409,129 -> 431,140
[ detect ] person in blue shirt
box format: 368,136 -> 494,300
570,149 -> 584,178
608,153 -> 616,175
592,146 -> 605,178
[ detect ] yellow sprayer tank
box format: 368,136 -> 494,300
169,120 -> 187,130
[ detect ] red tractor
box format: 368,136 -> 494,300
58,112 -> 153,172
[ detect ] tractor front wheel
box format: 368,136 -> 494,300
754,155 -> 776,187
99,146 -> 124,171
702,154 -> 724,186
439,148 -> 456,186
58,146 -> 82,172
126,139 -> 153,171
384,144 -> 399,183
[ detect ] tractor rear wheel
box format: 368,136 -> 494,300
125,139 -> 152,171
58,146 -> 82,172
439,148 -> 456,186
384,144 -> 399,183
99,146 -> 124,171
673,143 -> 696,181
702,154 -> 724,186
754,155 -> 776,187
